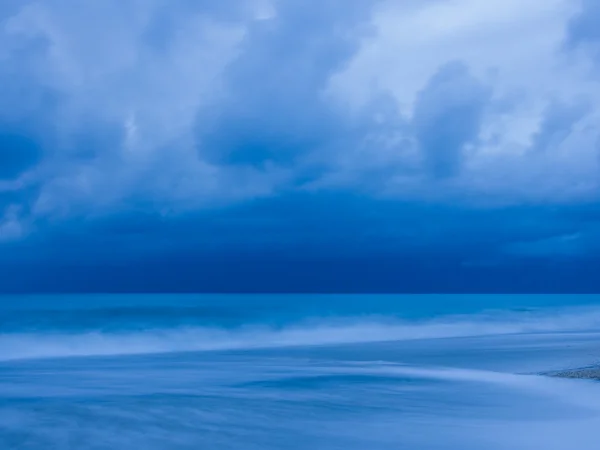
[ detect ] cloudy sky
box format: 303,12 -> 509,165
1,0 -> 600,292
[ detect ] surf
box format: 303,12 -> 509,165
3,305 -> 600,361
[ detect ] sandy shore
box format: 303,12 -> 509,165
547,367 -> 600,380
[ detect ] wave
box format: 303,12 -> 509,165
3,306 -> 600,361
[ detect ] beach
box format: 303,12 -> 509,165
2,294 -> 600,450
549,367 -> 600,381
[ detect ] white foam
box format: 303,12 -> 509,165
3,306 -> 600,361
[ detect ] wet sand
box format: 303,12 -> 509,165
547,367 -> 600,380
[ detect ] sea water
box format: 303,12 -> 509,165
1,294 -> 600,449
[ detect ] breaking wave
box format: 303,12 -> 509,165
3,306 -> 600,361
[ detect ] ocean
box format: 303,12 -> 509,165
1,294 -> 600,449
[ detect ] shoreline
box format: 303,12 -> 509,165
546,366 -> 600,381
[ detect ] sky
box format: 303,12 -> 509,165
1,0 -> 600,292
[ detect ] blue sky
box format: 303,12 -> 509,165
1,0 -> 600,292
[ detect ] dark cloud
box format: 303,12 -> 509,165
0,25 -> 63,181
0,184 -> 40,217
1,191 -> 596,291
0,131 -> 41,180
567,0 -> 600,51
1,185 -> 599,292
413,61 -> 490,178
67,118 -> 126,161
142,0 -> 257,52
0,0 -> 23,21
531,100 -> 591,153
196,0 -> 379,167
0,31 -> 57,119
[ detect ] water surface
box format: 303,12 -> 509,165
1,294 -> 600,449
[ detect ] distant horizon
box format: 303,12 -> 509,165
2,257 -> 599,294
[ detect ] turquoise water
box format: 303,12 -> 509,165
2,294 -> 600,449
